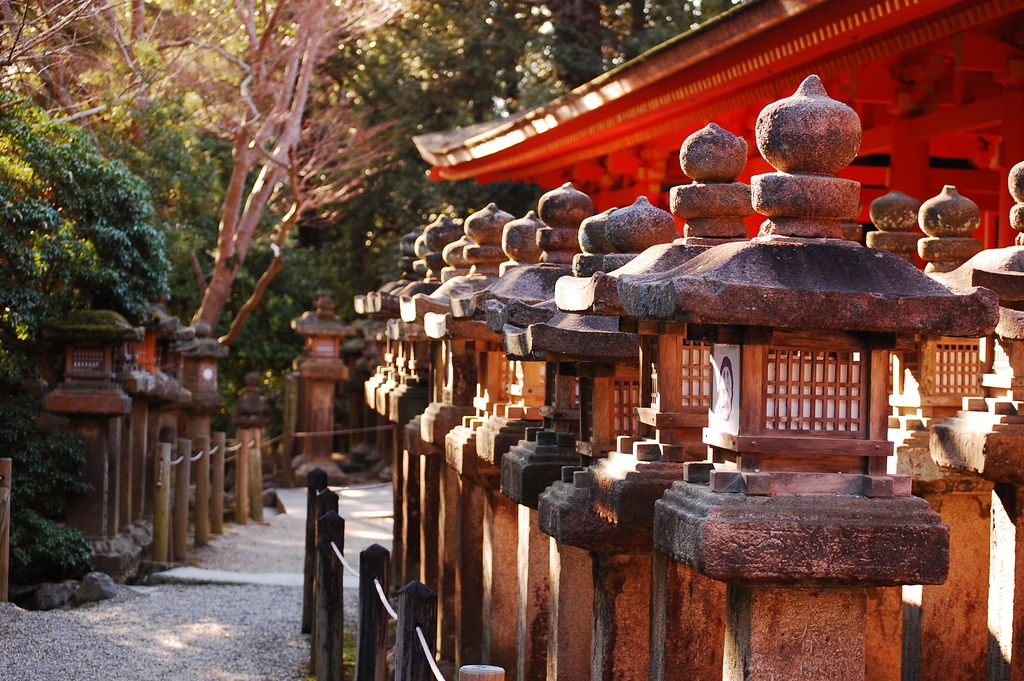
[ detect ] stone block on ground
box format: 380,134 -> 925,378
71,571 -> 118,605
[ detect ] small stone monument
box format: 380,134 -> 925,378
500,211 -> 545,275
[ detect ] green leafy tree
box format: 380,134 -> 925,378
0,395 -> 92,583
0,96 -> 169,379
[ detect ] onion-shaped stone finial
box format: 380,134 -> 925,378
1008,162 -> 1024,245
751,75 -> 862,238
421,215 -> 463,280
463,203 -> 513,275
603,196 -> 677,253
917,185 -> 982,273
537,183 -> 594,263
440,235 -> 472,282
398,226 -> 424,279
680,122 -> 747,182
755,74 -> 861,175
672,123 -> 752,242
578,208 -> 616,255
501,210 -> 545,274
866,191 -> 922,263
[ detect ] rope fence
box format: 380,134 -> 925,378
301,466 -> 505,681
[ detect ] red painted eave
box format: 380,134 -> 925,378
417,0 -> 982,183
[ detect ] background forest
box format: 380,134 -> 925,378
0,0 -> 739,580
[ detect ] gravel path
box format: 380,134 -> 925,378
0,484 -> 393,681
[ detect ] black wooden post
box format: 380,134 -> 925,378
395,580 -> 438,681
316,511 -> 345,681
302,468 -> 328,634
356,544 -> 391,681
311,487 -> 341,669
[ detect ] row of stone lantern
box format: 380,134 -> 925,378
38,305 -> 230,579
355,75 -> 1023,681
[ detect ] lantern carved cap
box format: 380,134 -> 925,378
463,203 -> 511,275
502,210 -> 546,265
752,75 -> 861,239
671,123 -> 753,241
502,304 -> 637,362
537,183 -> 594,264
866,191 -> 921,262
917,185 -> 982,273
292,292 -> 354,338
592,197 -> 677,254
43,309 -> 143,342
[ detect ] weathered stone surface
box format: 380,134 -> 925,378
654,482 -> 949,586
589,453 -> 688,530
603,196 -> 677,253
755,75 -> 860,176
933,246 -> 1024,304
501,433 -> 578,508
672,123 -> 752,241
931,412 -> 1024,484
680,122 -> 747,182
501,211 -> 546,271
30,583 -> 73,611
869,190 -> 921,232
537,183 -> 593,264
502,310 -> 638,363
752,172 -> 859,219
71,572 -> 118,605
578,208 -> 616,254
556,242 -> 711,315
920,185 -> 980,238
538,478 -> 648,553
618,237 -> 997,336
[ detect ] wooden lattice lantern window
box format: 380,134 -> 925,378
577,363 -> 640,462
66,343 -> 115,380
891,336 -> 983,412
540,362 -> 581,436
699,328 -> 898,496
633,322 -> 713,461
506,359 -> 545,420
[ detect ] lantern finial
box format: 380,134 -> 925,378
671,122 -> 753,242
752,75 -> 861,239
917,185 -> 982,273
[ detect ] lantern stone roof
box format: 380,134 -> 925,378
43,309 -> 143,342
173,322 -> 229,359
618,237 -> 997,336
291,295 -> 356,338
500,301 -> 638,362
933,246 -> 1024,340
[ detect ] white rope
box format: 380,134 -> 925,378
189,449 -> 206,462
415,626 -> 445,681
329,541 -> 360,577
224,442 -> 243,452
374,578 -> 398,621
208,445 -> 220,455
168,455 -> 185,466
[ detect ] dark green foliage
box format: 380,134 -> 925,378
0,96 -> 169,379
0,396 -> 92,582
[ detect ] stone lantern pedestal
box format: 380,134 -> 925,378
43,310 -> 141,575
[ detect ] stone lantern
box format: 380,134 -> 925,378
291,292 -> 354,484
929,162 -> 1024,678
44,310 -> 140,545
176,321 -> 228,443
617,76 -> 996,681
500,300 -> 639,681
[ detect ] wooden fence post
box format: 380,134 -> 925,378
303,468 -> 329,634
172,438 -> 192,560
153,442 -> 171,562
395,581 -> 438,681
194,434 -> 211,546
0,458 -> 11,602
316,511 -> 345,681
211,431 -> 226,535
311,487 -> 341,669
356,543 -> 391,681
235,430 -> 250,525
250,429 -> 263,522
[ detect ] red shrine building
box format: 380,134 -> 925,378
413,0 -> 1024,248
